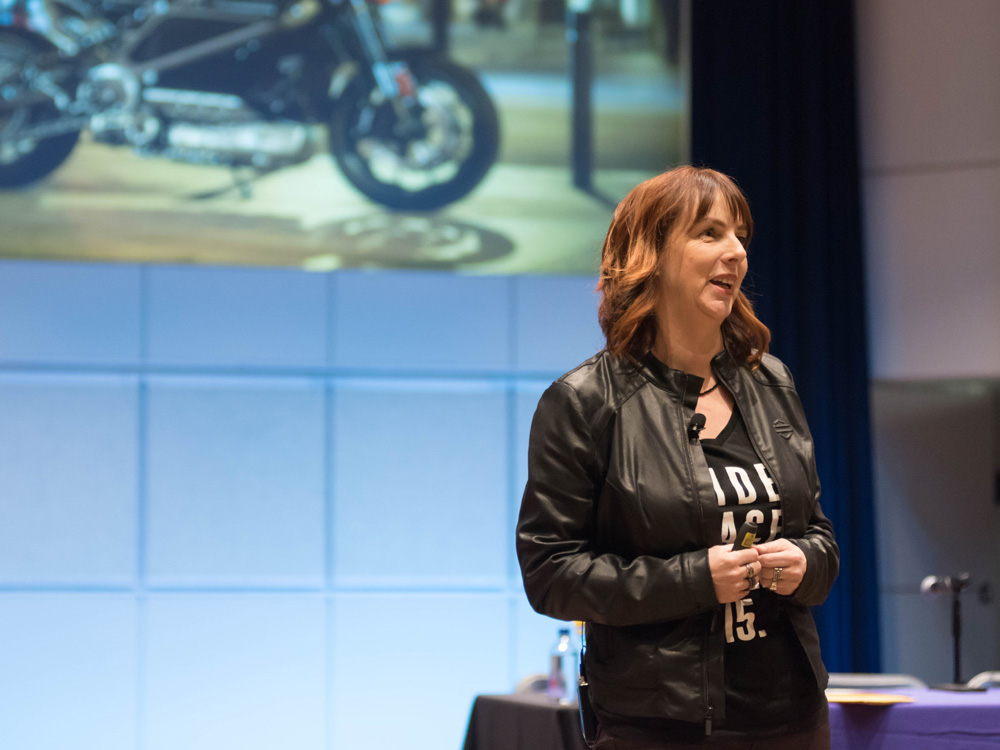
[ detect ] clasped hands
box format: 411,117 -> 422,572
707,539 -> 806,604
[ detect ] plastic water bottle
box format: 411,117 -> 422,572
546,628 -> 578,704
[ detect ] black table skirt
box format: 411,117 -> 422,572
464,693 -> 589,750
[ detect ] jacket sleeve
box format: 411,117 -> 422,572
515,380 -> 720,627
779,362 -> 840,607
787,475 -> 840,607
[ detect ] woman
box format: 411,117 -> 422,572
516,166 -> 838,749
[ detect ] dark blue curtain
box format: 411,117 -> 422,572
691,1 -> 880,672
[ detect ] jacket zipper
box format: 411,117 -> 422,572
713,368 -> 823,727
702,625 -> 713,735
697,369 -> 781,737
683,394 -> 716,736
678,394 -> 731,737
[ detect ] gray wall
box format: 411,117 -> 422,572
869,382 -> 999,681
858,0 -> 1000,381
856,0 -> 1000,682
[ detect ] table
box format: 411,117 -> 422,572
464,689 -> 1000,750
829,687 -> 1000,749
463,693 -> 588,750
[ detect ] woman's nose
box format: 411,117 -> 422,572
724,233 -> 747,260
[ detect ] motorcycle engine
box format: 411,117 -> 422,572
79,66 -> 313,167
146,88 -> 314,168
78,63 -> 143,139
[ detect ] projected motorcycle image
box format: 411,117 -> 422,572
0,0 -> 684,272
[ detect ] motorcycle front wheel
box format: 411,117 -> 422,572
328,55 -> 499,211
0,31 -> 81,188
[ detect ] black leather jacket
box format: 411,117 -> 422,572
516,348 -> 839,732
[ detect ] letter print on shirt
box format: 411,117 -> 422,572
701,409 -> 784,645
709,463 -> 782,544
698,407 -> 824,731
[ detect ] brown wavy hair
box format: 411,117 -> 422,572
597,165 -> 771,368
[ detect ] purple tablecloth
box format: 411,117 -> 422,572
829,688 -> 1000,749
465,688 -> 1000,750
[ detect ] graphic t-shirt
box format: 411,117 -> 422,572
593,405 -> 828,743
700,406 -> 826,736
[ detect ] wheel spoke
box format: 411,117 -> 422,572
0,32 -> 82,185
330,58 -> 498,209
349,78 -> 475,194
0,39 -> 36,163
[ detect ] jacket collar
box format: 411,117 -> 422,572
637,348 -> 741,407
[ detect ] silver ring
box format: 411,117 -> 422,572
745,563 -> 755,581
770,567 -> 783,592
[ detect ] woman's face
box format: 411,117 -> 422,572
657,193 -> 749,325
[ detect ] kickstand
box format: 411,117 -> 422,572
233,167 -> 254,199
189,166 -> 268,201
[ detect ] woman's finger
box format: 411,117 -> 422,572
729,548 -> 761,566
709,545 -> 763,603
757,544 -> 806,567
754,539 -> 791,555
757,553 -> 799,568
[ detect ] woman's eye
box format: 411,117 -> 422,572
701,227 -> 716,238
737,236 -> 748,245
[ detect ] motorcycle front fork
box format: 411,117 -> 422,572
347,0 -> 421,134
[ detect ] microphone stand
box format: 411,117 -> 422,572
931,574 -> 986,692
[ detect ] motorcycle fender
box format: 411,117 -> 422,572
329,61 -> 359,98
320,49 -> 442,120
0,0 -> 81,55
330,48 -> 445,93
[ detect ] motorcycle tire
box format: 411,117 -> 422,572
0,31 -> 81,189
328,55 -> 499,212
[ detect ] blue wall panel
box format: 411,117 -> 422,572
146,266 -> 328,368
514,596 -> 575,688
0,261 -> 141,365
0,594 -> 137,749
145,376 -> 326,587
331,593 -> 509,750
143,594 -> 326,750
513,276 -> 603,373
332,271 -> 511,372
0,264 -> 606,750
0,374 -> 138,584
333,380 -> 508,589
